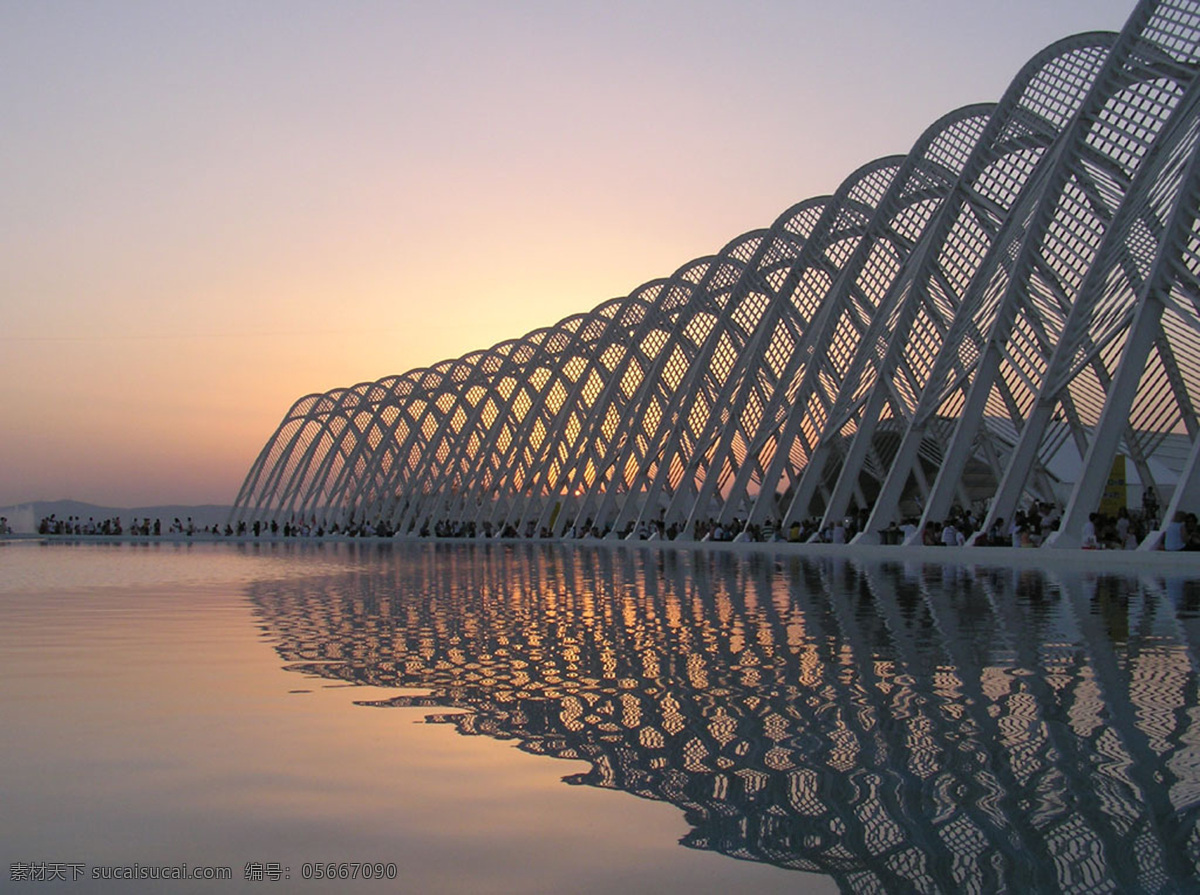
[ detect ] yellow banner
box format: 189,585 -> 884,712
1099,455 -> 1126,516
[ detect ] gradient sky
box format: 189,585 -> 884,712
1,0 -> 1139,508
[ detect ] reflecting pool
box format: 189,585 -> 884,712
3,540 -> 1198,893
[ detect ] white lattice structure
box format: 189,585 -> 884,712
233,0 -> 1200,548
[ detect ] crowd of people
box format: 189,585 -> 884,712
27,513 -> 396,539
235,518 -> 394,538
15,502 -> 1199,550
35,514 -> 217,537
411,501 -> 1191,551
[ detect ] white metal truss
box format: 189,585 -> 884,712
232,0 -> 1200,549
874,0 -> 1200,546
826,32 -> 1119,542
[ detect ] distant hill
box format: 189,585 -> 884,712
0,501 -> 235,534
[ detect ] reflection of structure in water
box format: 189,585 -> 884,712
248,543 -> 1200,893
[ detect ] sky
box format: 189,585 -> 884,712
1,0 -> 1139,509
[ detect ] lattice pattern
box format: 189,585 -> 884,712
233,0 -> 1200,548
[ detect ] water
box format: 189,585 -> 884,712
2,540 -> 1198,893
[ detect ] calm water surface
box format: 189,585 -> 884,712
2,540 -> 1198,893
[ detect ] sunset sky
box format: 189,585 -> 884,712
1,0 -> 1138,509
